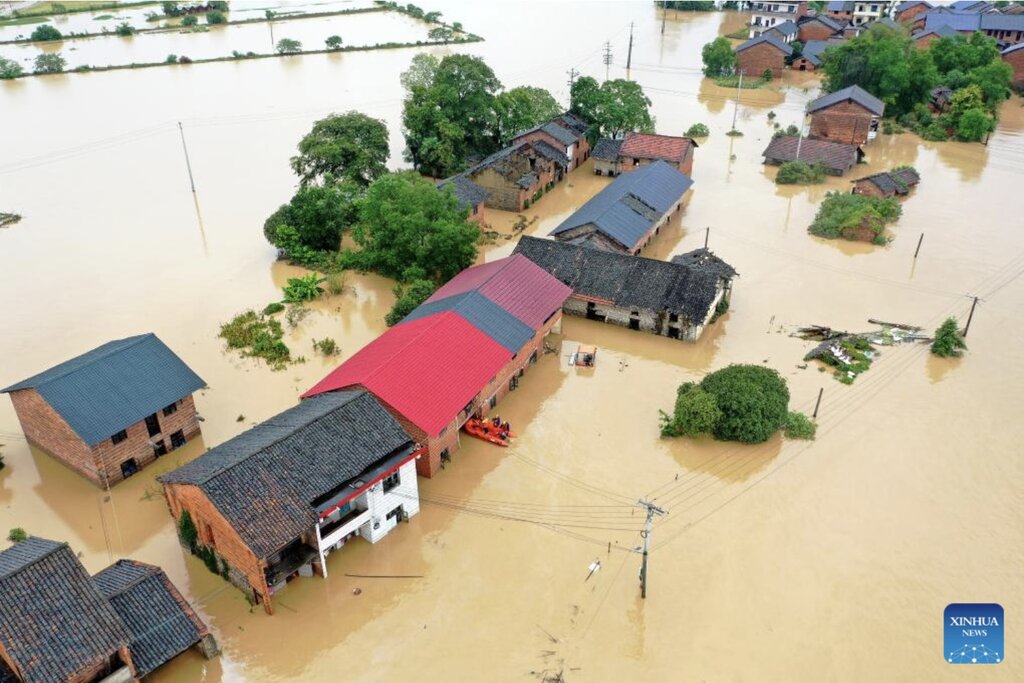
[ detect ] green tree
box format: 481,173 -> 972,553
162,1 -> 182,16
670,383 -> 722,437
0,57 -> 23,80
206,9 -> 226,24
685,122 -> 710,137
820,27 -> 938,116
114,22 -> 135,36
401,54 -> 501,176
700,365 -> 790,444
955,108 -> 994,141
30,24 -> 62,41
353,171 -> 479,283
701,36 -> 736,77
7,528 -> 28,544
571,77 -> 654,140
492,85 -> 561,145
276,38 -> 302,54
181,15 -> 197,26
385,279 -> 437,326
282,273 -> 326,303
290,112 -> 390,188
264,180 -> 360,250
33,53 -> 65,74
784,411 -> 816,440
931,317 -> 967,357
427,26 -> 454,43
325,34 -> 343,50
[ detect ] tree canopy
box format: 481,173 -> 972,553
290,112 -> 390,188
352,171 -> 479,283
570,76 -> 654,140
931,317 -> 967,358
0,58 -> 23,80
493,86 -> 562,146
30,24 -> 62,41
931,33 -> 1012,109
701,37 -> 736,78
700,364 -> 790,444
263,179 -> 361,251
33,53 -> 65,74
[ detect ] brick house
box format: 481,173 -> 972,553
511,112 -> 591,171
797,15 -> 844,42
919,10 -> 1024,44
463,140 -> 567,212
438,175 -> 488,224
551,160 -> 693,255
161,390 -> 422,615
761,19 -> 799,42
808,85 -> 886,145
592,132 -> 698,177
304,254 -> 571,478
513,237 -> 737,343
0,537 -> 217,683
734,34 -> 794,79
1,334 -> 205,487
825,0 -> 855,22
792,39 -> 844,70
748,1 -> 808,38
1003,43 -> 1024,88
762,135 -> 864,176
851,168 -> 921,197
894,1 -> 932,24
592,138 -> 625,176
910,23 -> 958,47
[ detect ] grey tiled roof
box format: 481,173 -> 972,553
515,119 -> 583,146
554,111 -> 589,135
913,23 -> 959,38
735,33 -> 795,55
530,139 -> 570,167
766,19 -> 798,36
801,39 -> 842,65
671,248 -> 739,279
514,237 -> 733,325
438,175 -> 489,209
854,168 -> 920,195
896,1 -> 932,12
401,291 -> 534,353
981,12 -> 1024,29
801,14 -> 844,31
592,138 -> 624,161
550,160 -> 693,252
808,85 -> 886,115
1,334 -> 205,446
0,538 -> 129,683
826,1 -> 854,10
161,391 -> 415,559
93,560 -> 206,677
762,136 -> 862,171
924,9 -> 983,31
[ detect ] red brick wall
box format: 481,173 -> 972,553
163,482 -> 273,614
792,55 -> 819,71
619,144 -> 694,177
913,32 -> 940,49
798,21 -> 835,43
809,100 -> 877,145
895,3 -> 929,24
737,42 -> 787,79
1004,49 -> 1024,88
468,201 -> 486,225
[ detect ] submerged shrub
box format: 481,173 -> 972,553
784,411 -> 816,440
931,317 -> 967,358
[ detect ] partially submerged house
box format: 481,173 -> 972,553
1003,42 -> 1024,88
894,1 -> 933,25
513,236 -> 736,342
511,112 -> 591,171
851,168 -> 921,197
0,333 -> 205,487
304,254 -> 570,477
808,85 -> 886,145
549,160 -> 693,255
0,537 -> 216,683
438,175 -> 488,224
463,140 -> 567,212
792,38 -> 843,70
734,34 -> 794,79
797,15 -> 844,42
592,132 -> 698,177
762,135 -> 864,176
920,8 -> 1024,44
161,390 -> 421,614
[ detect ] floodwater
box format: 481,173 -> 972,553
1,2 -> 1022,681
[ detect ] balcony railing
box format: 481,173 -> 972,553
319,508 -> 372,548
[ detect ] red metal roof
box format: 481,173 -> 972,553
302,312 -> 511,437
427,254 -> 572,329
619,133 -> 695,164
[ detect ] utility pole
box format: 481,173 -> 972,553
963,296 -> 979,337
812,387 -> 824,419
178,121 -> 196,194
603,41 -> 613,82
636,499 -> 666,599
626,22 -> 634,72
661,0 -> 667,34
913,232 -> 924,259
731,71 -> 744,132
704,226 -> 710,249
567,67 -> 578,92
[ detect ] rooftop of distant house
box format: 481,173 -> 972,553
735,33 -> 795,55
618,132 -> 697,164
808,84 -> 886,116
853,168 -> 921,195
762,135 -> 863,172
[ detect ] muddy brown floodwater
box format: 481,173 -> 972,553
1,3 -> 1023,681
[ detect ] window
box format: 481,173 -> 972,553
154,440 -> 167,457
162,402 -> 178,417
120,458 -> 139,479
382,470 -> 401,493
489,395 -> 497,409
669,312 -> 679,323
170,430 -> 186,449
386,505 -> 405,522
111,430 -> 128,445
529,350 -> 538,365
472,204 -> 479,215
144,413 -> 161,438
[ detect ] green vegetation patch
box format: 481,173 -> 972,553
807,336 -> 875,385
784,411 -> 817,440
775,160 -> 825,185
931,317 -> 967,358
219,309 -> 293,370
808,192 -> 901,244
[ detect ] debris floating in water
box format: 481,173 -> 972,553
0,213 -> 22,229
794,320 -> 930,384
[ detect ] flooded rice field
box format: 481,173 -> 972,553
1,2 -> 1023,680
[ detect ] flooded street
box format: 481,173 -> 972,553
1,2 -> 1023,681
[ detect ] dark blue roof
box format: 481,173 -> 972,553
2,334 -> 205,446
735,33 -> 795,55
550,160 -> 693,251
913,23 -> 960,38
401,291 -> 534,353
808,85 -> 886,115
925,10 -> 982,31
802,39 -> 842,65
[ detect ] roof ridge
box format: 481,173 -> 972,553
0,538 -> 69,582
2,334 -> 153,393
95,560 -> 160,597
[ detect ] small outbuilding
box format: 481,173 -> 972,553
762,135 -> 864,176
910,22 -> 958,47
734,34 -> 794,79
792,39 -> 843,70
762,19 -> 799,43
591,137 -> 625,176
851,168 -> 920,198
807,84 -> 886,145
1,333 -> 205,487
438,175 -> 489,224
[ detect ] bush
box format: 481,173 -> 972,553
931,317 -> 967,358
784,411 -> 816,440
685,122 -> 710,137
701,36 -> 736,77
775,160 -> 825,185
324,271 -> 348,295
33,53 -> 65,74
326,35 -> 343,50
262,302 -> 285,315
181,15 -> 197,26
178,55 -> 192,64
701,364 -> 789,444
210,0 -> 229,10
285,303 -> 310,329
385,279 -> 436,326
219,310 -> 292,369
114,22 -> 135,36
165,54 -> 178,63
206,10 -> 226,24
808,192 -> 902,242
7,528 -> 27,543
955,108 -> 993,142
312,337 -> 339,355
177,510 -> 198,550
0,58 -> 23,80
282,273 -> 325,303
762,68 -> 773,82
773,124 -> 800,139
276,38 -> 302,54
163,1 -> 181,16
670,383 -> 722,437
30,24 -> 62,41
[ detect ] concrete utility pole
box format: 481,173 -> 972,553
627,22 -> 634,72
603,41 -> 613,82
567,67 -> 578,93
913,232 -> 924,259
704,226 -> 710,249
731,71 -> 744,131
178,122 -> 196,194
636,499 -> 666,599
813,387 -> 824,419
661,1 -> 667,34
963,296 -> 979,337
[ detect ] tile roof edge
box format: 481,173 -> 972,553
0,538 -> 68,582
94,560 -> 161,597
1,334 -> 155,394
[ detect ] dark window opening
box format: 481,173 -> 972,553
382,470 -> 401,493
669,312 -> 679,323
629,319 -> 640,331
530,350 -> 538,365
386,505 -> 405,522
162,402 -> 178,417
120,458 -> 139,479
145,413 -> 161,437
170,430 -> 186,449
440,448 -> 451,464
111,430 -> 128,445
489,395 -> 497,409
668,327 -> 681,339
154,440 -> 167,457
472,204 -> 479,215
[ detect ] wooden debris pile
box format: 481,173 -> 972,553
794,319 -> 930,384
